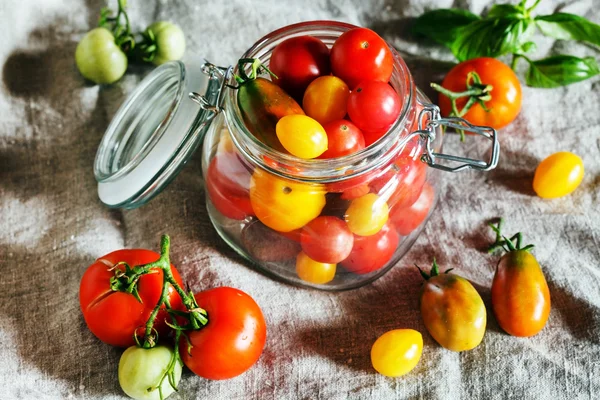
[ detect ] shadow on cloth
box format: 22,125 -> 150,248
295,254 -> 426,373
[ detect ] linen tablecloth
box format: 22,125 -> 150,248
1,0 -> 599,398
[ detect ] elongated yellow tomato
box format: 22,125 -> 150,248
419,263 -> 486,352
371,329 -> 423,377
296,251 -> 336,284
533,152 -> 584,198
303,76 -> 350,125
250,168 -> 326,232
345,193 -> 389,236
276,115 -> 328,159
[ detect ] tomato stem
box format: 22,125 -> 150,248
431,71 -> 493,142
487,218 -> 535,254
234,58 -> 278,85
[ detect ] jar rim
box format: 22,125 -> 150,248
223,20 -> 416,183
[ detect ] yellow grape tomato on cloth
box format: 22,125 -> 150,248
533,152 -> 584,198
371,329 -> 423,377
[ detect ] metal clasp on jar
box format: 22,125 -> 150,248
189,62 -> 233,118
413,104 -> 500,173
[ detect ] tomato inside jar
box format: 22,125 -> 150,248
95,21 -> 499,290
199,21 -> 444,291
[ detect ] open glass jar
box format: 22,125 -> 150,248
94,21 -> 499,291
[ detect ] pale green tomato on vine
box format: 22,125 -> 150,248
118,345 -> 182,400
144,22 -> 186,65
75,27 -> 128,84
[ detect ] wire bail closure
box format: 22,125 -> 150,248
189,61 -> 233,117
415,103 -> 500,172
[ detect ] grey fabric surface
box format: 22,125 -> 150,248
1,0 -> 599,399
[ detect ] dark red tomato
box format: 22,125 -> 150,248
180,287 -> 267,380
206,153 -> 254,220
269,35 -> 330,99
362,126 -> 392,147
318,119 -> 365,159
330,27 -> 393,89
390,182 -> 434,236
348,81 -> 401,133
80,249 -> 184,347
300,216 -> 354,263
438,57 -> 522,129
341,222 -> 399,274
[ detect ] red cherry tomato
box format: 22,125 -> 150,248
362,126 -> 392,147
269,35 -> 330,99
80,249 -> 184,347
318,119 -> 365,159
330,27 -> 393,89
390,182 -> 434,236
180,287 -> 267,380
340,222 -> 399,274
300,216 -> 354,264
347,81 -> 402,133
206,153 -> 254,220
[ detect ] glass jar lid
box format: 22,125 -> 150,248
94,60 -> 224,209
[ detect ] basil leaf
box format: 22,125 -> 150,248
487,4 -> 524,19
524,55 -> 600,88
535,13 -> 600,46
412,9 -> 480,48
451,16 -> 533,61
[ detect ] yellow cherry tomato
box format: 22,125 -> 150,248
533,152 -> 584,198
371,329 -> 423,377
345,193 -> 389,236
250,168 -> 326,232
276,115 -> 328,159
302,76 -> 350,125
296,251 -> 336,284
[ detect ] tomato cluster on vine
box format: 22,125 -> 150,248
79,235 -> 267,400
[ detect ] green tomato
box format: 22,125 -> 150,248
75,27 -> 128,84
147,22 -> 186,65
118,345 -> 182,400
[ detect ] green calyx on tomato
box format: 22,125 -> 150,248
415,257 -> 454,280
487,218 -> 534,254
431,71 -> 492,140
139,22 -> 186,65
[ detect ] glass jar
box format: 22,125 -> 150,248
94,21 -> 499,291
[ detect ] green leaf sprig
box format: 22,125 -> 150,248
413,0 -> 600,87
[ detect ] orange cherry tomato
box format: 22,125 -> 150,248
303,76 -> 350,125
438,57 -> 522,129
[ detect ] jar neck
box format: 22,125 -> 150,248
223,21 -> 417,184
